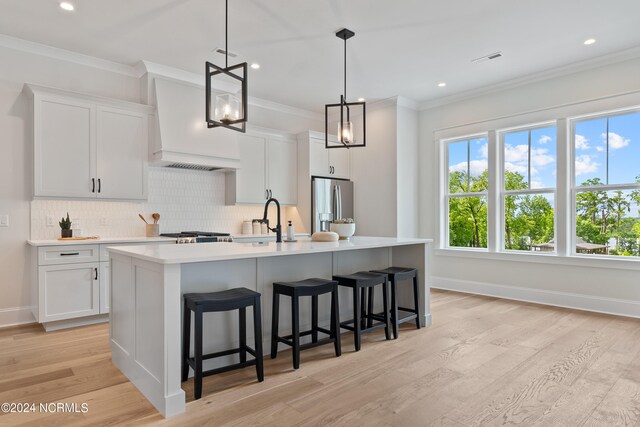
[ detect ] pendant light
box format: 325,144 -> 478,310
205,0 -> 248,133
325,28 -> 366,148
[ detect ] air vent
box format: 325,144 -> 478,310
472,51 -> 503,64
166,163 -> 220,172
213,47 -> 238,58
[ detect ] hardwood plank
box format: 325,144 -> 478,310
0,289 -> 639,426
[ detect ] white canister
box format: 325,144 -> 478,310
252,220 -> 261,235
242,220 -> 253,235
261,221 -> 268,235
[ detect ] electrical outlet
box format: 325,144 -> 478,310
0,215 -> 8,227
46,216 -> 55,227
100,217 -> 108,226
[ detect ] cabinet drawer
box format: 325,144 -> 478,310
38,245 -> 99,266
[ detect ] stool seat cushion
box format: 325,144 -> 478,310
184,287 -> 260,311
333,271 -> 387,287
371,267 -> 416,278
274,278 -> 338,297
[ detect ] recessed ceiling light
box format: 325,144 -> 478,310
584,38 -> 596,45
59,1 -> 75,11
250,63 -> 260,70
357,97 -> 365,102
438,82 -> 447,88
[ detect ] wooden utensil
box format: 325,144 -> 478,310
138,214 -> 149,224
152,213 -> 160,224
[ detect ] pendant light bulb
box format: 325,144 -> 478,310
339,121 -> 353,144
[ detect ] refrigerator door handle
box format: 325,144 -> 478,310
335,185 -> 342,220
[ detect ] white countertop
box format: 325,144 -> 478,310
108,236 -> 433,265
27,236 -> 177,247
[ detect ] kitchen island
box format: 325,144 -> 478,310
108,236 -> 432,417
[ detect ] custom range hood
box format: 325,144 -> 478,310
151,76 -> 241,171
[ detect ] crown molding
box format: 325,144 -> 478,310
396,95 -> 420,110
0,33 -> 139,77
419,45 -> 640,111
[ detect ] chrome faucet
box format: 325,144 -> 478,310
262,197 -> 282,243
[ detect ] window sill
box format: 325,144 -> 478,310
434,248 -> 640,271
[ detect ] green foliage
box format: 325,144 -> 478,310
59,212 -> 71,230
448,170 -> 640,255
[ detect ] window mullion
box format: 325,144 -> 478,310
556,118 -> 569,257
487,130 -> 499,252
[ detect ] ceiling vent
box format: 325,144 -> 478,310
166,163 -> 220,172
213,47 -> 238,58
472,51 -> 503,64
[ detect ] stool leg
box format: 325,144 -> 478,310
413,273 -> 422,329
181,300 -> 190,382
292,295 -> 301,369
353,287 -> 361,351
194,307 -> 203,400
390,278 -> 399,339
270,292 -> 280,359
332,289 -> 341,357
367,287 -> 374,329
382,281 -> 391,340
311,295 -> 319,343
253,297 -> 264,382
360,288 -> 367,330
239,307 -> 247,363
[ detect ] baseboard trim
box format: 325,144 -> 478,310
0,306 -> 36,328
431,276 -> 640,319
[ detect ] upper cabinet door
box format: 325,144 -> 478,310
329,147 -> 350,179
267,137 -> 297,205
235,133 -> 267,203
309,138 -> 330,177
96,107 -> 148,200
34,97 -> 96,198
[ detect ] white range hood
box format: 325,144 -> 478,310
151,76 -> 240,170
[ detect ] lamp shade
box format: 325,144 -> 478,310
206,61 -> 247,133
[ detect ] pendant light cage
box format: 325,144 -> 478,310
206,0 -> 248,133
325,28 -> 366,149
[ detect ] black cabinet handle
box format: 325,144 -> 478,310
269,189 -> 273,198
265,189 -> 268,199
92,178 -> 95,193
97,179 -> 101,193
94,267 -> 98,280
60,252 -> 79,256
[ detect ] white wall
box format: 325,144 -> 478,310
419,56 -> 640,315
396,104 -> 419,238
0,45 -> 322,327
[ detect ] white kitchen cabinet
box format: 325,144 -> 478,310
33,96 -> 96,198
267,137 -> 297,205
96,107 -> 148,200
226,128 -> 297,205
308,137 -> 350,179
26,84 -> 153,200
30,240 -> 174,330
38,263 -> 100,322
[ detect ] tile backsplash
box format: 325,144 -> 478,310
31,167 -> 303,239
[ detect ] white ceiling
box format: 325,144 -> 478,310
1,0 -> 640,112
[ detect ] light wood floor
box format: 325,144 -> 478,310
2,289 -> 640,426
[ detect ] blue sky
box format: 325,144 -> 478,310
574,112 -> 640,185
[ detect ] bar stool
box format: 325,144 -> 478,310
182,287 -> 264,400
371,267 -> 421,339
332,271 -> 391,351
271,278 -> 341,369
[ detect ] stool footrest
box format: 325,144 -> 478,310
299,337 -> 336,351
340,319 -> 388,334
397,306 -> 419,314
201,360 -> 257,378
371,311 -> 418,323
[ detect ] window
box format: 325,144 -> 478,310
446,137 -> 488,248
502,126 -> 557,252
573,111 -> 640,256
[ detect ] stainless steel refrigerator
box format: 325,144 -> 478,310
311,177 -> 354,233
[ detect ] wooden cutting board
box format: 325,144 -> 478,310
56,236 -> 100,241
